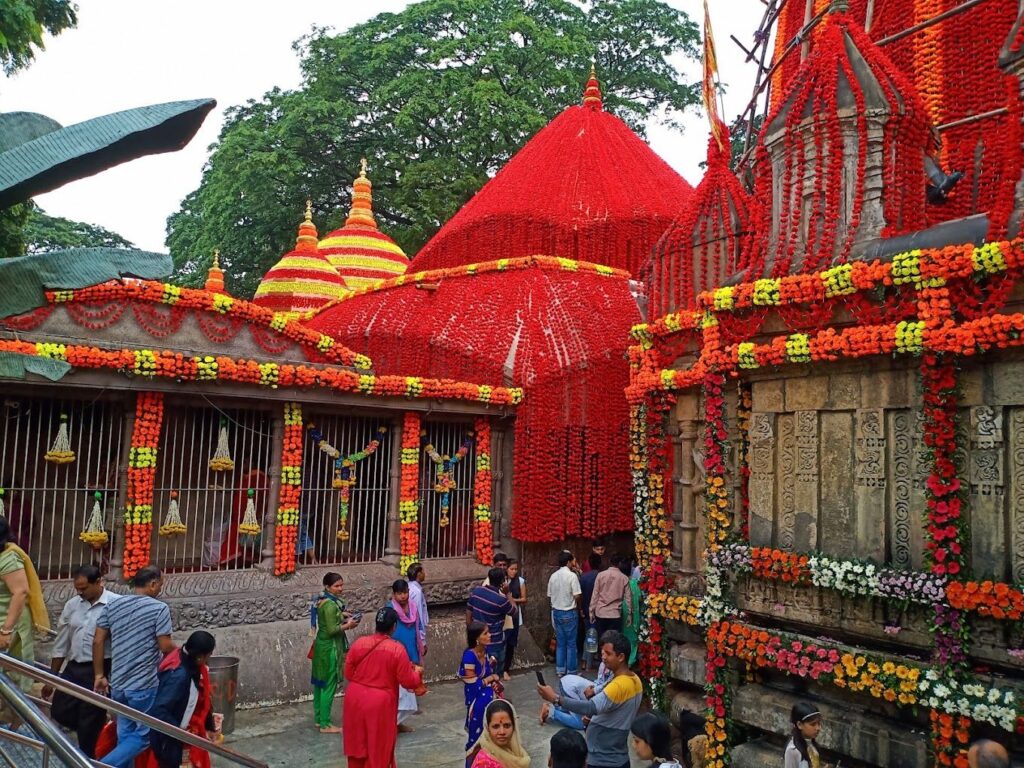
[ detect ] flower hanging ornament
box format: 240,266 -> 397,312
45,413 -> 75,464
159,490 -> 187,536
308,423 -> 387,542
237,488 -> 261,546
422,430 -> 473,528
209,418 -> 234,472
79,491 -> 108,549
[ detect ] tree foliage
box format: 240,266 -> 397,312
0,0 -> 78,75
168,0 -> 700,297
0,203 -> 134,257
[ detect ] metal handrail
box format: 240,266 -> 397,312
0,655 -> 267,768
0,669 -> 94,767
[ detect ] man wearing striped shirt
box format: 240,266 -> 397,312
466,567 -> 516,672
93,565 -> 175,768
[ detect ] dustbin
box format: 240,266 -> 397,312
207,656 -> 240,735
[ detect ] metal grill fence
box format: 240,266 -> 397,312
299,414 -> 392,565
418,420 -> 476,560
0,395 -> 124,580
152,402 -> 273,572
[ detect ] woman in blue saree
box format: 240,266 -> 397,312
460,621 -> 501,765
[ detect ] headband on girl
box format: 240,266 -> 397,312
799,710 -> 821,722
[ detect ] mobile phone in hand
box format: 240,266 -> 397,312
535,669 -> 546,687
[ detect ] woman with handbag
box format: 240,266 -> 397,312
311,573 -> 359,733
460,621 -> 504,765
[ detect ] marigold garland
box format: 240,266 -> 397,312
0,339 -> 522,407
472,418 -> 493,565
273,402 -> 303,576
398,412 -> 421,575
123,391 -> 164,579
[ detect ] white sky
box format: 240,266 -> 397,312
0,1 -> 766,253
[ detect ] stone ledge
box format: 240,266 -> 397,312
668,641 -> 707,687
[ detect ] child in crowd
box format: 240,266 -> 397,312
785,702 -> 823,768
630,712 -> 682,768
548,728 -> 587,768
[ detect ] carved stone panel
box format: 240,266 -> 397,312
776,414 -> 796,550
888,410 -> 925,570
969,406 -> 1008,581
748,413 -> 776,547
820,412 -> 856,559
855,409 -> 887,558
1010,408 -> 1024,582
793,410 -> 819,551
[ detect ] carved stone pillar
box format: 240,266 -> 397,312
108,395 -> 136,584
969,406 -> 1007,580
383,418 -> 404,568
259,408 -> 284,571
491,427 -> 508,556
854,408 -> 885,558
1009,408 -> 1024,583
675,394 -> 701,589
748,413 -> 776,548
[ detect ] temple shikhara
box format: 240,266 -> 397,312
2,0 -> 1024,765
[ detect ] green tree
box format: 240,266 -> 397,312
168,0 -> 700,297
0,0 -> 78,75
24,205 -> 135,253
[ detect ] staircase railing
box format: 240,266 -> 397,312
0,653 -> 267,768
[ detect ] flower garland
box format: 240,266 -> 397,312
307,423 -> 387,541
703,373 -> 730,549
49,280 -> 371,370
422,432 -> 473,528
736,384 -> 751,542
273,402 -> 303,576
123,392 -> 164,579
472,418 -> 493,565
0,339 -> 523,407
398,412 -> 421,574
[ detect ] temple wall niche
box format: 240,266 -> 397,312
744,352 -> 1024,582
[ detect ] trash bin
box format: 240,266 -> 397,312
207,656 -> 240,735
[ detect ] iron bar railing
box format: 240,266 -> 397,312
0,669 -> 93,768
0,655 -> 267,768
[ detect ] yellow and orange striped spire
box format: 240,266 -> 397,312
345,157 -> 378,231
583,61 -> 603,111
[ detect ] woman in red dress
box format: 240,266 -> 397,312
344,607 -> 426,768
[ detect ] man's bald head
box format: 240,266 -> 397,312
968,740 -> 1009,768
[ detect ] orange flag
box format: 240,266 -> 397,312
703,0 -> 724,151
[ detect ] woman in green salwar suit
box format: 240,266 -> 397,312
311,572 -> 359,733
621,564 -> 644,667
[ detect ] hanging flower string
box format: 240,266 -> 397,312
472,418 -> 493,565
124,392 -> 164,579
398,413 -> 421,574
307,423 -> 387,541
158,491 -> 187,536
274,402 -> 303,576
237,489 -> 261,544
45,413 -> 75,464
79,491 -> 108,549
422,431 -> 473,528
209,419 -> 234,472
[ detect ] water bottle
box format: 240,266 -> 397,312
584,627 -> 598,655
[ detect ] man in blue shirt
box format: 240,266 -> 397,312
466,567 -> 516,672
93,565 -> 174,768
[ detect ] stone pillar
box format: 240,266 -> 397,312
108,394 -> 136,584
383,418 -> 404,568
968,406 -> 1007,580
258,408 -> 284,571
854,408 -> 886,559
491,427 -> 510,557
675,393 -> 702,590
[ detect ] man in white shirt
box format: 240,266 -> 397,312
546,550 -> 582,676
45,565 -> 120,759
406,562 -> 429,657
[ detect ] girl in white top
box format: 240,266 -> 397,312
631,712 -> 683,768
784,702 -> 823,768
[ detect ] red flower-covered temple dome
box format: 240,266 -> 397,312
252,202 -> 349,313
644,122 -> 758,316
410,67 -> 694,276
318,160 -> 409,291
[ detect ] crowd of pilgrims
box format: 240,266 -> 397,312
0,517 -> 1010,768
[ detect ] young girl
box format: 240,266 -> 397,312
630,712 -> 682,768
785,702 -> 823,768
461,621 -> 500,763
503,560 -> 526,680
469,700 -> 531,768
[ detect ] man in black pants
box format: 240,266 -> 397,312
44,564 -> 120,758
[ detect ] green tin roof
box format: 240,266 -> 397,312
0,99 -> 216,208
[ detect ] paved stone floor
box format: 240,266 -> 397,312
218,664 -> 636,768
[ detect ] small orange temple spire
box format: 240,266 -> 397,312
344,157 -> 378,231
295,199 -> 319,252
583,60 -> 603,111
205,249 -> 227,294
